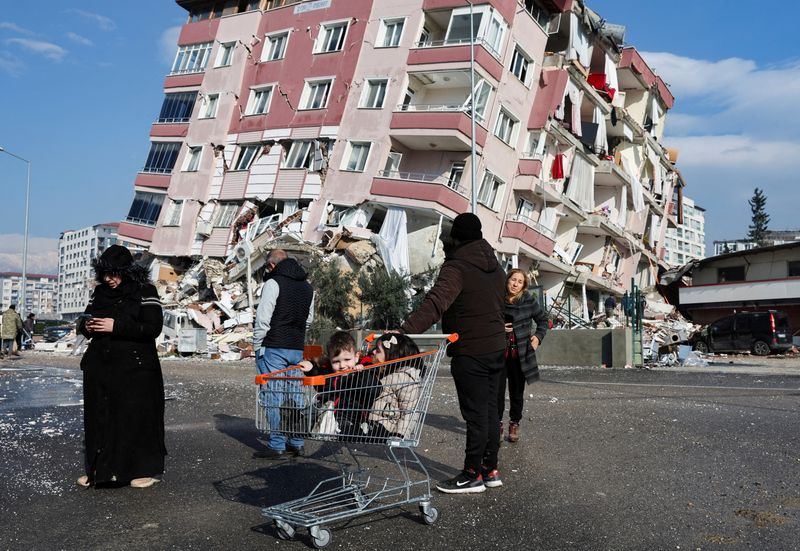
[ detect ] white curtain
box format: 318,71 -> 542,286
593,105 -> 607,154
617,185 -> 628,228
371,207 -> 409,276
566,80 -> 583,137
539,207 -> 559,234
566,154 -> 595,211
649,214 -> 661,246
605,52 -> 619,91
568,13 -> 591,67
621,155 -> 645,212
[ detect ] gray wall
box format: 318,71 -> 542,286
537,328 -> 633,367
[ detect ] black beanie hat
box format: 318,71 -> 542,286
97,245 -> 134,270
450,212 -> 482,241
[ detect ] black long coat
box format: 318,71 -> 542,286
78,278 -> 166,484
505,292 -> 549,383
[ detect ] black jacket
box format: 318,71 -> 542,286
402,238 -> 506,357
78,277 -> 166,484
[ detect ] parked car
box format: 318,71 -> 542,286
43,325 -> 73,343
690,311 -> 792,356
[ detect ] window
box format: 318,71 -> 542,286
342,141 -> 371,172
300,79 -> 332,109
157,92 -> 197,123
465,79 -> 492,122
283,140 -> 313,169
170,42 -> 213,75
126,192 -> 164,226
516,198 -> 535,221
447,161 -> 465,189
215,42 -> 235,67
234,145 -> 261,170
788,261 -> 800,278
183,146 -> 202,172
494,109 -> 517,145
199,93 -> 219,118
380,18 -> 404,47
245,86 -> 273,115
316,22 -> 348,53
477,171 -> 504,210
510,47 -> 532,85
717,266 -> 745,283
142,142 -> 181,174
360,79 -> 388,108
213,202 -> 239,227
262,32 -> 288,61
402,87 -> 415,109
164,200 -> 184,226
383,151 -> 402,174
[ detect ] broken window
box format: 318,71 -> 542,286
510,47 -> 532,86
283,140 -> 313,169
234,144 -> 260,170
213,202 -> 239,227
447,161 -> 465,189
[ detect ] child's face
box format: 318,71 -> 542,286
330,348 -> 357,372
373,344 -> 387,363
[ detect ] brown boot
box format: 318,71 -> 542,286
508,422 -> 520,443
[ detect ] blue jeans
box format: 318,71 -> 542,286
256,347 -> 304,451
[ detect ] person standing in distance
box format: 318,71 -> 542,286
399,213 -> 506,493
253,249 -> 314,459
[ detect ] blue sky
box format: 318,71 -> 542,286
1,1 -> 798,273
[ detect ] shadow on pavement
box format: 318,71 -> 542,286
213,413 -> 262,451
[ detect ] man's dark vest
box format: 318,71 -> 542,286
261,259 -> 313,350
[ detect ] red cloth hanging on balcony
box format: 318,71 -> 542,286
551,153 -> 565,179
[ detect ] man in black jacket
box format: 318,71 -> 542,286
401,213 -> 506,493
253,250 -> 314,459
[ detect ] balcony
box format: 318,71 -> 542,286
595,160 -> 630,187
390,105 -> 487,151
371,170 -> 469,216
578,213 -> 626,240
408,38 -> 503,81
618,47 -> 657,91
422,0 -> 517,25
502,214 -> 556,256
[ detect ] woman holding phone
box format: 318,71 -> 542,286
499,269 -> 548,443
76,245 -> 166,489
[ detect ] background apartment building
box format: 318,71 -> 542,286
117,0 -> 685,311
664,196 -> 705,265
0,272 -> 57,317
57,223 -> 119,320
713,230 -> 800,256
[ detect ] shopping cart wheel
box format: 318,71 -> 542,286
420,505 -> 439,525
274,520 -> 295,540
309,527 -> 331,549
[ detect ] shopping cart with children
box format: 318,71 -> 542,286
254,333 -> 457,548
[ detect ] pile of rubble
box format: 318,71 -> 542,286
641,292 -> 705,367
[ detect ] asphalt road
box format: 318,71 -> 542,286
1,353 -> 799,551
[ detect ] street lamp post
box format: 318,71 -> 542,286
0,146 -> 31,317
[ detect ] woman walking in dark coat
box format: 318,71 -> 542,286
499,269 -> 548,443
76,245 -> 166,489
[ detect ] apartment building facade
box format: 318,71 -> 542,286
664,196 -> 705,265
713,230 -> 800,257
118,0 -> 685,306
0,272 -> 57,316
57,223 -> 120,319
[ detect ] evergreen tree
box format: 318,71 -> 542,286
747,187 -> 770,245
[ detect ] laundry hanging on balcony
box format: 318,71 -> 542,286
370,206 -> 409,276
567,12 -> 591,68
551,153 -> 565,179
621,155 -> 645,212
593,105 -> 608,155
617,185 -> 628,228
565,153 -> 594,212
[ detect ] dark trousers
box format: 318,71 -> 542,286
451,351 -> 504,473
498,355 -> 525,424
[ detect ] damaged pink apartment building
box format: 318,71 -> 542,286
117,0 -> 685,306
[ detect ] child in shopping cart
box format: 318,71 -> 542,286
365,333 -> 422,440
298,331 -> 382,438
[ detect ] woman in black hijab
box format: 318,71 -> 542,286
76,245 -> 166,489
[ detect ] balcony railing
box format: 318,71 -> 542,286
507,213 -> 556,239
125,216 -> 158,227
377,170 -> 467,195
395,103 -> 486,124
413,37 -> 501,59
